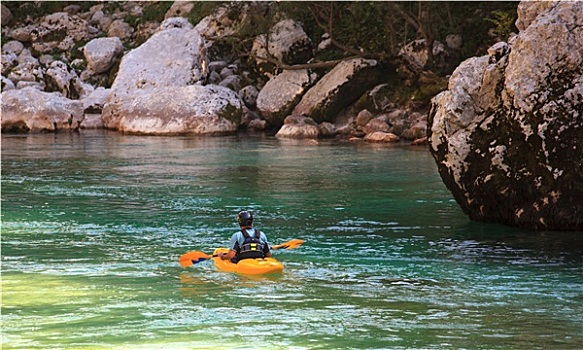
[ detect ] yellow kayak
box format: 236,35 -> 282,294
212,248 -> 284,275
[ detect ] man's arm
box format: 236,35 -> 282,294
220,249 -> 236,260
220,233 -> 238,260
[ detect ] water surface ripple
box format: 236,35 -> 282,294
2,132 -> 582,349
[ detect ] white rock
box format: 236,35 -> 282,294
83,37 -> 124,74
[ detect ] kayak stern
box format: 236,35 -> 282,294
213,248 -> 284,275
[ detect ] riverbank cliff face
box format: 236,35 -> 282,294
428,1 -> 582,231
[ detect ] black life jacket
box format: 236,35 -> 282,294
237,229 -> 265,260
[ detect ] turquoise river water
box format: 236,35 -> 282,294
1,131 -> 582,349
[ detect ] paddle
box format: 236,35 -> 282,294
179,238 -> 304,267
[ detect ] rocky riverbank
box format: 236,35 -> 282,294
1,1 -> 454,143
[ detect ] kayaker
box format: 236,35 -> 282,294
219,210 -> 271,263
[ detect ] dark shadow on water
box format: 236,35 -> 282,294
443,220 -> 583,263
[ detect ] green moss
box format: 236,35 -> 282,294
186,2 -> 226,26
67,39 -> 90,61
141,1 -> 174,23
218,102 -> 242,124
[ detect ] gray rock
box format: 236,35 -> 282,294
275,114 -> 319,139
2,41 -> 24,55
9,25 -> 37,42
208,71 -> 221,85
292,58 -> 381,123
362,116 -> 390,135
82,87 -> 110,113
1,76 -> 15,91
515,1 -> 554,31
102,85 -> 242,135
219,75 -> 242,92
355,109 -> 374,127
44,60 -> 81,99
1,53 -> 18,75
428,1 -> 583,230
7,55 -> 44,86
106,26 -> 207,98
194,3 -> 255,40
208,61 -> 228,73
257,69 -> 314,126
81,114 -> 105,129
101,22 -> 245,135
1,87 -> 83,132
32,12 -> 92,53
364,131 -> 400,143
239,85 -> 259,109
446,34 -> 463,50
318,122 -> 336,138
1,4 -> 12,26
165,2 -> 196,20
398,39 -> 448,74
158,17 -> 193,31
83,37 -> 124,74
252,19 -> 313,73
107,19 -> 133,39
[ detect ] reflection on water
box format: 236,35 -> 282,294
2,131 -> 582,349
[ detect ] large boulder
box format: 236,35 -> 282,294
256,69 -> 315,126
103,85 -> 241,135
292,58 -> 382,123
103,18 -> 243,135
428,1 -> 583,231
1,87 -> 83,132
105,19 -> 206,98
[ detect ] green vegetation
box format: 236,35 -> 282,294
485,9 -> 519,40
186,1 -> 226,27
141,2 -> 174,23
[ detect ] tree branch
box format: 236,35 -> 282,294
251,53 -> 363,70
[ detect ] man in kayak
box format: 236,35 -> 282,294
218,210 -> 271,263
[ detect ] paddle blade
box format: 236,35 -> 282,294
179,251 -> 212,267
272,239 -> 304,250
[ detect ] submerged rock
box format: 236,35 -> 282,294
364,131 -> 400,143
428,1 -> 583,231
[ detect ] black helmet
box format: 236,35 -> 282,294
237,210 -> 253,227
